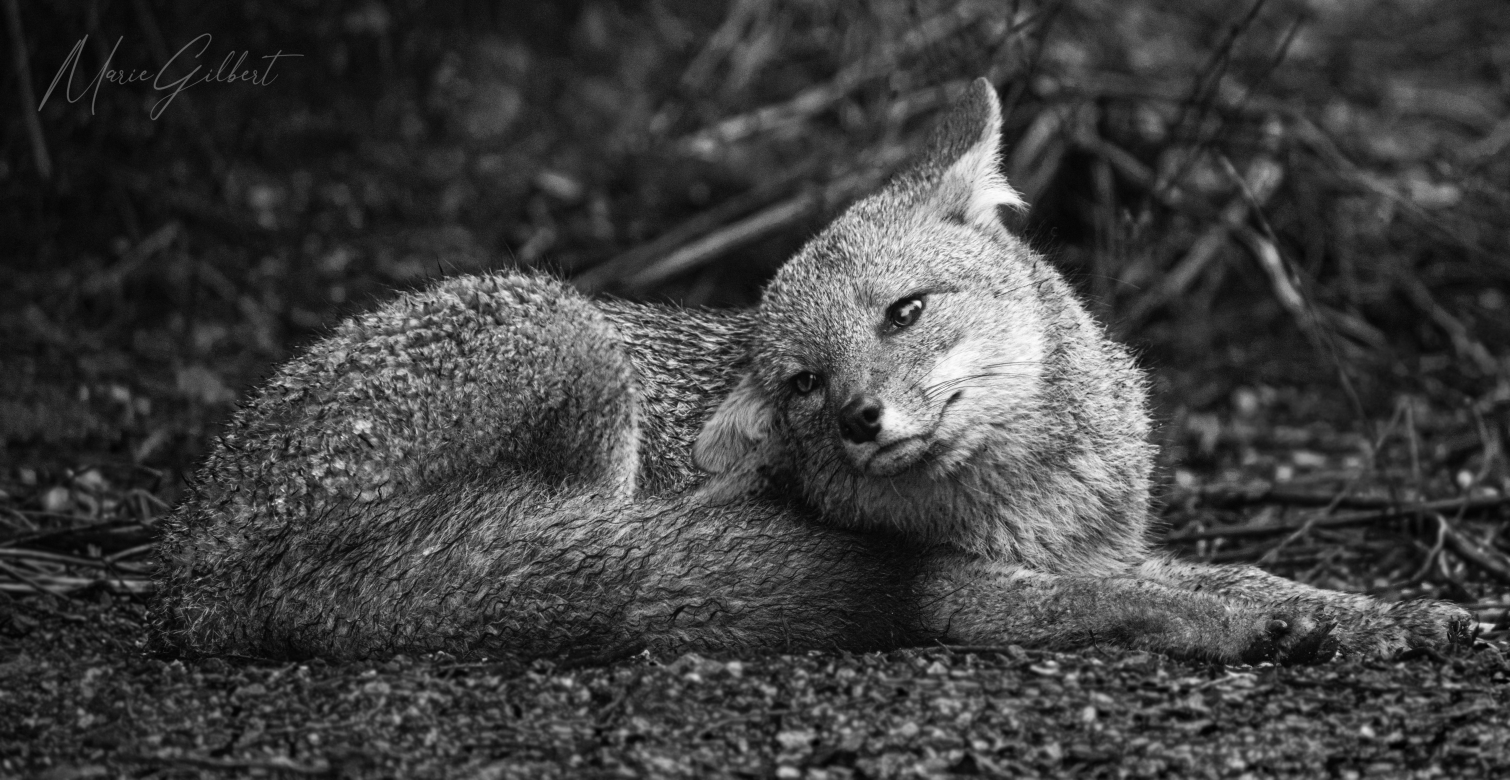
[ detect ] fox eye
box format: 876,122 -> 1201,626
790,372 -> 822,395
886,296 -> 925,329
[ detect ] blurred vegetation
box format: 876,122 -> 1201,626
1,0 -> 1508,617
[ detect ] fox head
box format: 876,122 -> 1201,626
696,79 -> 1150,558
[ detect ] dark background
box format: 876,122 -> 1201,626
2,0 -> 1509,776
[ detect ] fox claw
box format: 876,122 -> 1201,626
1356,600 -> 1479,658
1241,607 -> 1339,666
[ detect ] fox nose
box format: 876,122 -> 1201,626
838,395 -> 884,443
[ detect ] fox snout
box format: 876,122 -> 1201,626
828,383 -> 938,478
838,394 -> 884,443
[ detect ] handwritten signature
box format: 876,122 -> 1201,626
39,34 -> 302,119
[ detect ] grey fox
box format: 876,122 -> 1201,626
152,79 -> 1475,665
696,79 -> 1475,661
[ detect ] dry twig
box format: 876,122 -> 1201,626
1167,494 -> 1510,544
1440,517 -> 1510,587
1397,274 -> 1503,379
125,754 -> 331,776
1122,154 -> 1284,328
620,145 -> 909,292
573,159 -> 822,293
2,0 -> 50,179
682,2 -> 998,150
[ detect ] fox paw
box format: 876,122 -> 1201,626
1343,599 -> 1478,658
1239,606 -> 1339,666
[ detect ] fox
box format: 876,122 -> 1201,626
151,78 -> 1475,665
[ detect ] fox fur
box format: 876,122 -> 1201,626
152,79 -> 1475,665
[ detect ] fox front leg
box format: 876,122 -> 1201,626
1133,557 -> 1479,658
919,557 -> 1340,665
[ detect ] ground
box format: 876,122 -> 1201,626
2,0 -> 1509,777
5,600 -> 1510,779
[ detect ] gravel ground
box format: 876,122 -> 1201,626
3,601 -> 1508,779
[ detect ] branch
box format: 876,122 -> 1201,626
1,0 -> 51,179
619,147 -> 908,293
1165,494 -> 1510,543
1440,518 -> 1510,586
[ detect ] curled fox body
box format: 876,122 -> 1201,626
153,79 -> 1475,664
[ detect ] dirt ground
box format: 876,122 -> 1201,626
3,0 -> 1509,776
4,600 -> 1510,779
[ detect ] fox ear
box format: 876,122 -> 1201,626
917,77 -> 1024,229
693,374 -> 771,474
